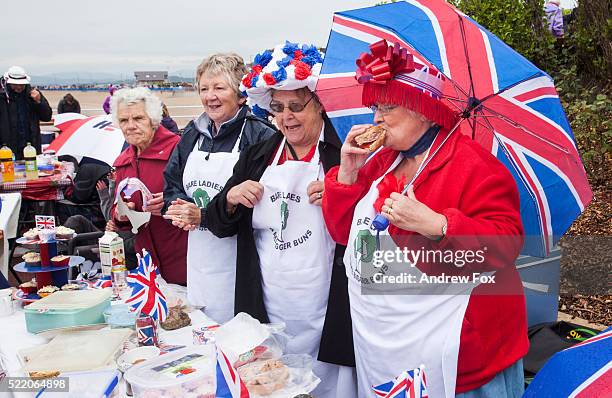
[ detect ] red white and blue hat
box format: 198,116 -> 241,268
240,41 -> 324,113
356,40 -> 458,130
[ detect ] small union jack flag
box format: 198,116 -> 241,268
93,276 -> 112,289
215,346 -> 251,398
373,365 -> 429,398
125,249 -> 168,322
35,215 -> 55,230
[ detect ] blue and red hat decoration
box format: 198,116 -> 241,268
240,41 -> 324,113
356,40 -> 458,130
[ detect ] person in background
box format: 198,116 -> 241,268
102,85 -> 117,114
63,169 -> 138,270
111,87 -> 187,285
162,53 -> 275,323
0,66 -> 52,158
545,0 -> 564,38
57,93 -> 81,114
160,103 -> 179,134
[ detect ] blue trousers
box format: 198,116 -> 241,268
456,359 -> 524,398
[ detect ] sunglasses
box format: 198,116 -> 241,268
370,104 -> 398,114
269,94 -> 315,113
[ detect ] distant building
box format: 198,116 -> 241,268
134,71 -> 168,85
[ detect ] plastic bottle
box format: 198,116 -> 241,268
0,145 -> 15,183
24,142 -> 38,180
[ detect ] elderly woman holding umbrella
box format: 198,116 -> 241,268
162,53 -> 275,323
322,41 -> 528,397
206,42 -> 356,397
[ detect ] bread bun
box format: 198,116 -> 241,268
354,125 -> 386,152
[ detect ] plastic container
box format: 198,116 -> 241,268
0,288 -> 14,316
103,304 -> 137,329
0,144 -> 14,182
125,345 -> 217,398
13,161 -> 26,180
24,142 -> 38,180
24,289 -> 112,333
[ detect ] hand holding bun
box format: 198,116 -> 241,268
354,124 -> 387,152
338,124 -> 386,185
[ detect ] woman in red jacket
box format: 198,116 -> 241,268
110,87 -> 187,285
322,41 -> 528,397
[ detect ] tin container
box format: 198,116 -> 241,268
136,314 -> 158,347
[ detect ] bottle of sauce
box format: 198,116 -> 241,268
24,142 -> 38,180
0,145 -> 15,183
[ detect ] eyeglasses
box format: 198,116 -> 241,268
370,104 -> 398,114
269,94 -> 315,113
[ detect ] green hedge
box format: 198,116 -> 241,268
449,0 -> 611,187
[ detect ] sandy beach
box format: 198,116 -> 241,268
43,89 -> 202,129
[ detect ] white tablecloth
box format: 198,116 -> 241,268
0,193 -> 22,280
0,302 -> 216,398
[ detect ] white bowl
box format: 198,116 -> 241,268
116,346 -> 160,372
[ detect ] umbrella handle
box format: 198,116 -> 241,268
372,213 -> 389,231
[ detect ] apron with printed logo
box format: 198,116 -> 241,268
182,127 -> 243,323
252,134 -> 355,398
344,153 -> 475,398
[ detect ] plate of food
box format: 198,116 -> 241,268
13,280 -> 90,303
17,226 -> 77,244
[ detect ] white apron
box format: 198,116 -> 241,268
252,134 -> 356,398
182,127 -> 243,323
344,153 -> 476,398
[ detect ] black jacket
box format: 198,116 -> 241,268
206,115 -> 355,367
0,82 -> 52,159
162,105 -> 276,225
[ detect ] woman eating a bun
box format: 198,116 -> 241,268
206,41 -> 356,397
322,40 -> 527,398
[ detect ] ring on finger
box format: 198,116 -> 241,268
317,192 -> 323,199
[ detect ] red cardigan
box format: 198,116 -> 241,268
112,126 -> 188,285
322,129 -> 529,393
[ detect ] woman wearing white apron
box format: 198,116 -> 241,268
163,53 -> 275,323
206,42 -> 357,397
322,41 -> 528,397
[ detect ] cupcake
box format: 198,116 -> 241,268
22,252 -> 41,266
51,255 -> 70,267
55,226 -> 75,240
37,285 -> 59,298
19,280 -> 37,294
23,228 -> 39,240
61,283 -> 80,291
38,229 -> 56,243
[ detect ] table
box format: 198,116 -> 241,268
0,194 -> 22,280
0,174 -> 72,201
0,300 -> 215,398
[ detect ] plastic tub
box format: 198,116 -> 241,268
125,345 -> 217,398
24,289 -> 112,333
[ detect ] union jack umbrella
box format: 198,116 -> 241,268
48,113 -> 126,166
524,328 -> 612,397
373,365 -> 429,398
125,249 -> 168,322
316,0 -> 592,256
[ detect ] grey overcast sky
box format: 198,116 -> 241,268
0,0 -> 376,76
